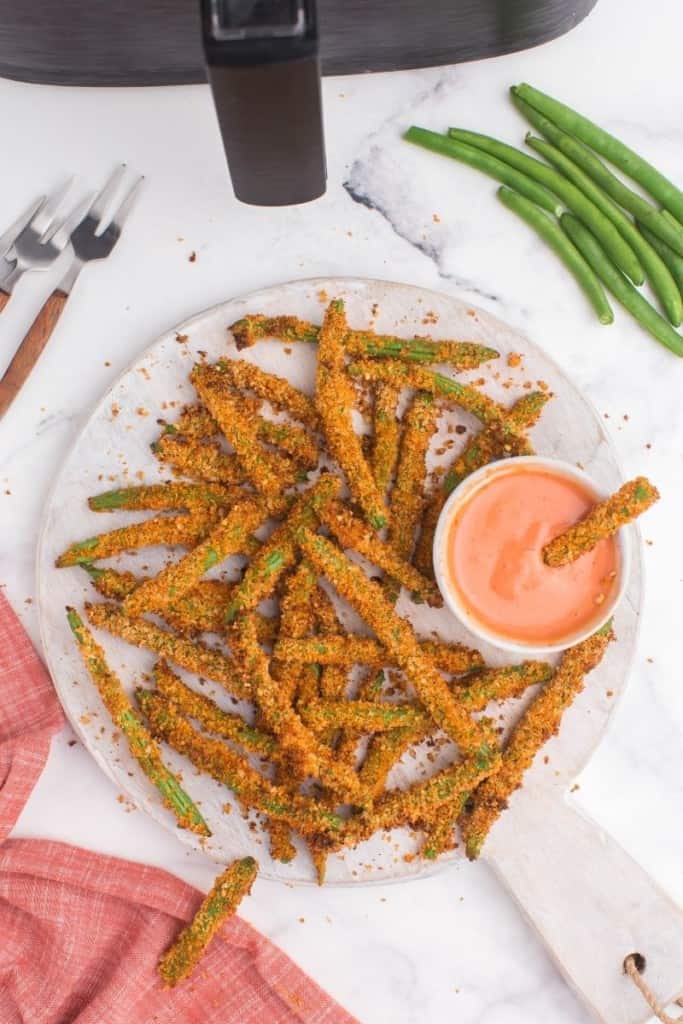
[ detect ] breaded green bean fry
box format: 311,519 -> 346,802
56,511 -> 219,567
420,793 -> 469,859
67,608 -> 209,836
158,857 -> 258,986
319,499 -> 441,606
122,499 -> 265,617
86,602 -> 252,700
272,561 -> 320,707
300,699 -> 429,734
218,357 -> 320,431
231,612 -> 361,799
225,475 -> 339,623
164,400 -> 318,467
352,752 -> 500,838
192,363 -> 297,496
453,661 -> 552,710
296,530 -> 496,758
137,689 -> 343,839
273,634 -> 483,674
88,482 -> 241,513
358,724 -> 432,801
268,561 -> 319,863
311,587 -> 348,703
229,313 -> 499,369
348,359 -> 505,427
391,392 -> 439,562
460,623 -> 614,858
82,566 -> 279,641
152,434 -> 245,485
543,476 -> 659,566
161,403 -> 218,439
153,661 -> 277,760
371,383 -> 401,494
156,659 -> 294,860
316,300 -> 388,529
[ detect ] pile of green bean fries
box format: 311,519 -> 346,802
405,83 -> 683,358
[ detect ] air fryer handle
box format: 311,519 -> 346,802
201,0 -> 326,207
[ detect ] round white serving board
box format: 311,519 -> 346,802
37,277 -> 641,887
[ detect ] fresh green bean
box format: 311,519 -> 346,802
510,88 -> 683,258
497,186 -> 613,324
561,215 -> 683,358
637,222 -> 683,295
513,83 -> 683,226
447,127 -> 643,284
525,136 -> 682,325
662,210 -> 683,232
404,126 -> 563,216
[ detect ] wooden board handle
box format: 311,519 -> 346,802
0,289 -> 67,419
487,791 -> 683,1023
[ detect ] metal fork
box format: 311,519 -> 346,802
0,180 -> 76,312
0,167 -> 143,421
0,194 -> 47,263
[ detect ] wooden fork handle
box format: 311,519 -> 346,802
0,289 -> 67,420
0,289 -> 11,314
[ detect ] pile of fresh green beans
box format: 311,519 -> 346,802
404,83 -> 683,358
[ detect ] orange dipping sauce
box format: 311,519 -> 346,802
444,465 -> 618,645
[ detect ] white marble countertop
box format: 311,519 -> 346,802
1,0 -> 682,1020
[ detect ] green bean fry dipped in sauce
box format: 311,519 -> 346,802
543,477 -> 659,566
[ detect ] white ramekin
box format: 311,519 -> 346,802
432,456 -> 632,655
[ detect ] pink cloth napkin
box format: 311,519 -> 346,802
0,591 -> 357,1024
